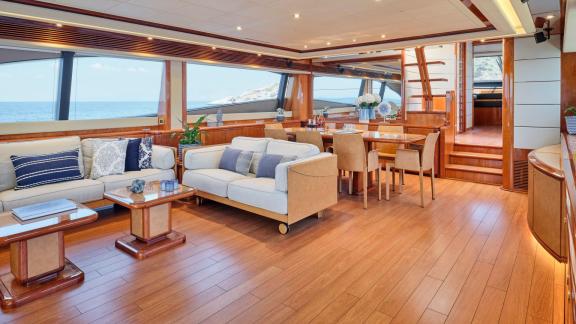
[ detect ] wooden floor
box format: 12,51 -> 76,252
0,175 -> 562,324
456,126 -> 503,147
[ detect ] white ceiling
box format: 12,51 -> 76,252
39,0 -> 486,50
0,0 -> 536,59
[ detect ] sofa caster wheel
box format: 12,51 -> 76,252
278,223 -> 290,235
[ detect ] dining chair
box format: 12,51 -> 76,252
295,130 -> 325,152
265,123 -> 284,129
264,128 -> 289,140
385,132 -> 440,207
376,125 -> 405,187
343,123 -> 369,131
333,133 -> 381,209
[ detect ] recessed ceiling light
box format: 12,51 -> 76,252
55,23 -> 63,27
293,13 -> 300,19
380,34 -> 386,39
326,41 -> 331,45
480,38 -> 486,42
236,26 -> 243,31
147,36 -> 153,41
211,46 -> 216,50
257,53 -> 262,57
546,14 -> 555,20
304,45 -> 308,49
352,39 -> 357,42
323,56 -> 328,59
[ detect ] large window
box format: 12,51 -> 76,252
0,58 -> 60,123
70,56 -> 163,120
186,63 -> 281,113
474,56 -> 502,82
313,76 -> 362,109
373,80 -> 402,107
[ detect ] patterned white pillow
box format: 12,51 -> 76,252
90,139 -> 129,179
139,137 -> 153,169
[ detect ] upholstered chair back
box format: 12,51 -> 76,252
421,132 -> 440,171
264,128 -> 289,141
295,131 -> 324,152
265,123 -> 283,129
333,133 -> 366,172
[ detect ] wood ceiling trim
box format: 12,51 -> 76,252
4,0 -> 497,54
319,54 -> 402,65
0,16 -> 399,80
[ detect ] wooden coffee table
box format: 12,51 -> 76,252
0,203 -> 97,309
104,181 -> 197,260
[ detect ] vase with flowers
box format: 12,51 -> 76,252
356,93 -> 382,123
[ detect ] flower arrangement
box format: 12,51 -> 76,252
356,93 -> 382,109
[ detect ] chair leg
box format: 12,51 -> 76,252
431,167 -> 436,200
401,170 -> 405,185
378,168 -> 382,201
348,172 -> 354,195
419,169 -> 424,208
398,169 -> 403,194
338,170 -> 342,193
392,168 -> 396,192
385,164 -> 391,201
363,170 -> 368,209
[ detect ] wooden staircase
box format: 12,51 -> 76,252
445,144 -> 503,185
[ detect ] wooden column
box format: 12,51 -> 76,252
291,74 -> 313,122
157,61 -> 172,130
502,38 -> 515,190
561,52 -> 576,132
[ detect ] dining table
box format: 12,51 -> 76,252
283,127 -> 427,194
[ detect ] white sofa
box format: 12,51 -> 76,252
182,137 -> 338,234
0,136 -> 176,212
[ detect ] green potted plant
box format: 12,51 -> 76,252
175,115 -> 206,161
566,106 -> 576,135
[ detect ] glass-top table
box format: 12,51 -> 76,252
104,181 -> 197,260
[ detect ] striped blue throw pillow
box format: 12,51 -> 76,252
10,149 -> 84,190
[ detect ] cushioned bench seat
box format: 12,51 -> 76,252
98,169 -> 175,191
0,179 -> 104,212
227,177 -> 287,214
182,169 -> 249,198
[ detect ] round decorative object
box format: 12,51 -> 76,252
278,223 -> 290,235
276,114 -> 285,122
378,102 -> 392,117
129,179 -> 146,193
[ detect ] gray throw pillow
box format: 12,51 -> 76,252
256,154 -> 297,178
219,147 -> 254,175
90,139 -> 129,179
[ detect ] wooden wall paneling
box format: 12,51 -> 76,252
474,107 -> 503,126
441,91 -> 457,177
561,52 -> 576,132
157,61 -> 171,130
502,38 -> 515,190
406,112 -> 448,126
458,42 -> 467,132
291,74 -> 313,122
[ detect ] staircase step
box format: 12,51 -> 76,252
408,78 -> 448,83
405,61 -> 446,66
446,164 -> 502,175
454,144 -> 503,155
445,164 -> 502,185
449,152 -> 502,168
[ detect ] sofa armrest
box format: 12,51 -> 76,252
184,145 -> 227,170
275,153 -> 333,192
152,145 -> 176,172
286,154 -> 338,223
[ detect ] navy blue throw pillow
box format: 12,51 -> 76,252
10,149 -> 84,190
124,138 -> 142,171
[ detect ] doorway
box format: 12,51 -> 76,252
456,42 -> 503,148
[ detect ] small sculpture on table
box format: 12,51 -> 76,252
129,179 -> 146,194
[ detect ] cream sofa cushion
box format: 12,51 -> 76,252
275,153 -> 333,192
98,169 -> 175,191
81,138 -> 117,178
266,139 -> 319,159
151,145 -> 176,170
228,178 -> 288,214
0,179 -> 103,211
0,136 -> 84,191
230,137 -> 269,153
182,169 -> 248,197
184,145 -> 227,170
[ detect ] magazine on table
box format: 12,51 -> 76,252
11,199 -> 77,222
